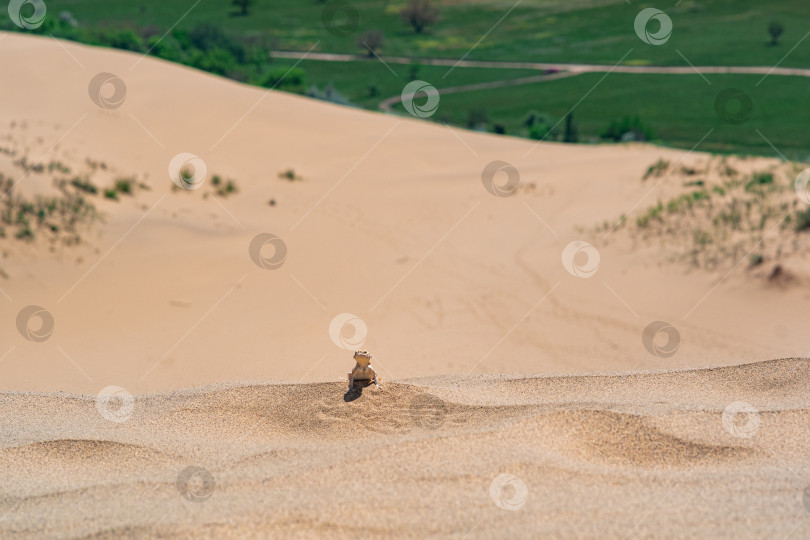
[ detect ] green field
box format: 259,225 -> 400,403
53,0 -> 810,67
6,0 -> 810,157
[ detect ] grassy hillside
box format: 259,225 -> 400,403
54,0 -> 810,67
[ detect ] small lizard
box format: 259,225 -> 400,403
347,350 -> 380,390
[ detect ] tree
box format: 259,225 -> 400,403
563,112 -> 578,143
400,0 -> 439,34
357,30 -> 384,57
232,0 -> 253,16
768,21 -> 784,46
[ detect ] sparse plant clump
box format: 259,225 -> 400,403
643,159 -> 670,180
279,169 -> 301,181
114,178 -> 134,195
0,173 -> 99,245
103,177 -> 136,201
85,158 -> 108,171
608,157 -> 809,273
212,175 -> 238,197
13,156 -> 45,173
48,161 -> 71,174
70,177 -> 98,195
744,172 -> 774,196
794,208 -> 810,232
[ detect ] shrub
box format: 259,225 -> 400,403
279,169 -> 299,181
263,67 -> 307,93
188,24 -> 246,62
103,29 -> 144,52
528,122 -> 555,141
114,178 -> 134,195
601,115 -> 654,142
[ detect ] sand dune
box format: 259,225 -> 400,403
0,358 -> 808,538
0,33 -> 808,394
1,33 -> 809,538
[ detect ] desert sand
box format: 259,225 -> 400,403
0,33 -> 808,538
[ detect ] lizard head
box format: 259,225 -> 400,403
353,349 -> 372,366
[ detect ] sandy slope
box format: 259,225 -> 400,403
0,33 -> 808,393
0,33 -> 809,538
0,358 -> 808,539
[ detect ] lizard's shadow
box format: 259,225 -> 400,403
343,381 -> 373,402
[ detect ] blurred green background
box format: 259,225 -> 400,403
9,0 -> 809,158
